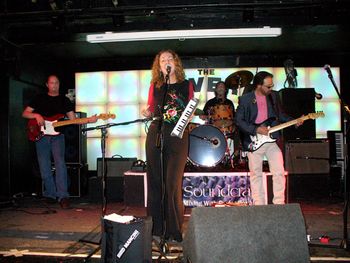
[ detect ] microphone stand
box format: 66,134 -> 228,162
325,69 -> 350,250
155,72 -> 170,256
79,117 -> 153,262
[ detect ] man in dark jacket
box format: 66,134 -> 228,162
235,71 -> 301,205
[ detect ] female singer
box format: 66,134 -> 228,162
142,50 -> 194,242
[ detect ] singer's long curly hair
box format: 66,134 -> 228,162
151,49 -> 185,89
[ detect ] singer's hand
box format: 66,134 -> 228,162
141,105 -> 152,118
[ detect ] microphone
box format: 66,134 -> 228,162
324,64 -> 333,78
283,59 -> 298,88
166,64 -> 171,74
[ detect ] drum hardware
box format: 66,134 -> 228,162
209,104 -> 234,131
224,70 -> 254,91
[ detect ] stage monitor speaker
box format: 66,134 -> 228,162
279,88 -> 315,141
63,112 -> 87,164
183,204 -> 309,263
285,140 -> 329,174
97,157 -> 137,177
101,217 -> 152,263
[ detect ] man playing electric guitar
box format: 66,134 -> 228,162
235,71 -> 304,205
22,75 -> 98,208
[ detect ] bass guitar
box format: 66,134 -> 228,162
27,113 -> 116,142
248,112 -> 325,152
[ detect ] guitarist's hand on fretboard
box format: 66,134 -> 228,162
295,115 -> 305,127
87,114 -> 98,124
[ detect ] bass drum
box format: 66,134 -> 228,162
188,125 -> 227,167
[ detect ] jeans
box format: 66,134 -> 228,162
35,134 -> 69,200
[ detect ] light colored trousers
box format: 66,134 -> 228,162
248,142 -> 286,205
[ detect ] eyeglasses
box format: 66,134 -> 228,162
262,84 -> 274,89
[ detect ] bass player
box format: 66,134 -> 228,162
22,74 -> 97,208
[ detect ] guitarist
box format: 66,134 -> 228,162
22,75 -> 97,209
235,71 -> 303,205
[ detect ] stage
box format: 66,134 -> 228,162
0,193 -> 350,262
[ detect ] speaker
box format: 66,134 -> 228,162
97,158 -> 137,177
279,88 -> 315,141
49,163 -> 87,197
285,140 -> 329,174
101,217 -> 152,263
63,112 -> 87,164
183,204 -> 309,263
124,173 -> 146,207
67,163 -> 88,197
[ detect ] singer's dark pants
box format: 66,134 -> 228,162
146,121 -> 189,241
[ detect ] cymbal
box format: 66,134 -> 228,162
225,70 -> 254,90
194,108 -> 204,116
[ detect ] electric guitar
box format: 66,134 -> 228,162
248,112 -> 325,152
27,113 -> 116,142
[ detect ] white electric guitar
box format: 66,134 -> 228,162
248,112 -> 325,152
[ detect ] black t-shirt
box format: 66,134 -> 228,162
202,97 -> 235,115
28,93 -> 74,117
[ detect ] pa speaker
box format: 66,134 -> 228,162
97,158 -> 137,177
285,140 -> 329,174
63,112 -> 87,164
279,88 -> 315,141
183,204 -> 309,263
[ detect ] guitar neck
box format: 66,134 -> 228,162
53,118 -> 90,128
268,115 -> 311,134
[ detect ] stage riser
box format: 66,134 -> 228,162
120,172 -> 275,207
90,171 -> 332,205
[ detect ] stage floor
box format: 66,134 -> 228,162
0,195 -> 350,262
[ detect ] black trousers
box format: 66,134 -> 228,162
145,121 -> 189,240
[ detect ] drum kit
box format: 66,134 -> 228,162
187,70 -> 254,169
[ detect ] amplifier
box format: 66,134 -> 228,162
285,140 -> 329,174
97,157 -> 137,177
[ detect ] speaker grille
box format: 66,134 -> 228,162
183,204 -> 309,263
285,140 -> 329,174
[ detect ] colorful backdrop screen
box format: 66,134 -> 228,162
75,67 -> 341,170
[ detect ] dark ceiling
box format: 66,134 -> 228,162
1,0 -> 349,66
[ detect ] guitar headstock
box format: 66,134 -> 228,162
97,113 -> 116,120
308,111 -> 325,119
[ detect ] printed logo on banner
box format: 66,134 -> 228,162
182,175 -> 252,207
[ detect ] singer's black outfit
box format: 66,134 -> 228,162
146,80 -> 193,242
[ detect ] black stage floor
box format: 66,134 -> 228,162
0,193 -> 350,262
